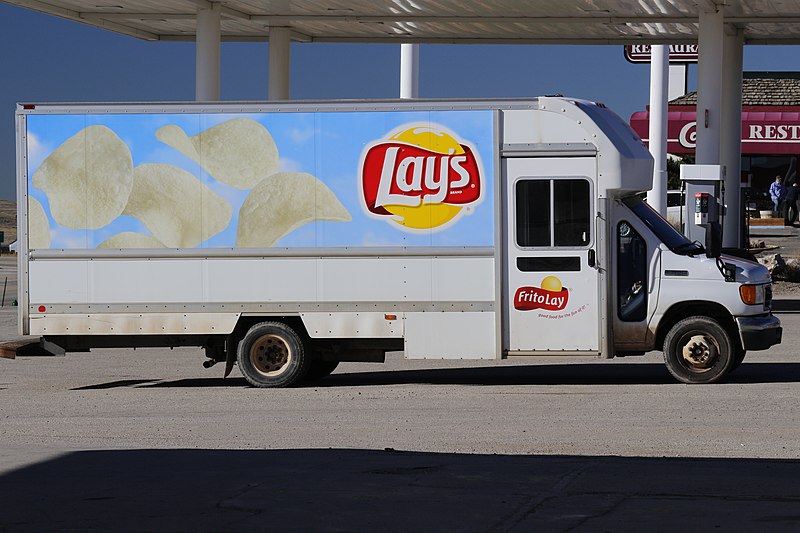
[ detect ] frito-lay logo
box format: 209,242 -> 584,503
359,124 -> 484,232
514,276 -> 569,311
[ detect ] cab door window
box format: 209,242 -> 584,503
617,221 -> 647,322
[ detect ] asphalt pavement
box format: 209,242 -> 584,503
1,253 -> 800,531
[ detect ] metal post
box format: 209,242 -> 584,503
400,44 -> 419,99
647,45 -> 670,216
195,2 -> 221,101
268,27 -> 291,100
696,7 -> 724,165
721,28 -> 744,248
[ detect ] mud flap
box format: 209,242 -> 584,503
224,335 -> 237,378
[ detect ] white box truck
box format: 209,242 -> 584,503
15,97 -> 782,386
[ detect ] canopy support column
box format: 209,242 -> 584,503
400,44 -> 419,99
269,27 -> 291,100
721,27 -> 744,247
195,2 -> 221,101
647,44 -> 670,216
695,6 -> 724,165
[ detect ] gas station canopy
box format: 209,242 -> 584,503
6,0 -> 800,44
6,0 -> 800,248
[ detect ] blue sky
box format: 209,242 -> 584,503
2,2 -> 800,201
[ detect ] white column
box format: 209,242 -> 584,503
268,27 -> 291,100
647,45 -> 669,216
721,28 -> 744,247
195,2 -> 221,101
695,7 -> 724,165
400,44 -> 419,99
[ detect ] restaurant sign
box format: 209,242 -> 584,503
624,44 -> 699,63
629,108 -> 800,155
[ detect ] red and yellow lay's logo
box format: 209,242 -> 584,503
359,124 -> 484,232
514,276 -> 569,311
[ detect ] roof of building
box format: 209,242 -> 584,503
670,72 -> 800,106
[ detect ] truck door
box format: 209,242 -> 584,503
503,157 -> 600,353
609,203 -> 661,348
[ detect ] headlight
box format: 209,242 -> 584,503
739,284 -> 765,306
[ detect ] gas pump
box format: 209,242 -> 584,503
694,191 -> 721,258
680,164 -> 735,280
680,165 -> 723,253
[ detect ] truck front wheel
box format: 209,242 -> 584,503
663,317 -> 736,384
237,322 -> 310,388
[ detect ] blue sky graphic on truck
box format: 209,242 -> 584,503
26,110 -> 494,249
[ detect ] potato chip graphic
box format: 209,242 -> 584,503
32,125 -> 133,229
156,118 -> 279,190
123,164 -> 232,248
97,232 -> 165,249
236,172 -> 351,248
28,196 -> 50,249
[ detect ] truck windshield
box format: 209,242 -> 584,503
622,196 -> 702,255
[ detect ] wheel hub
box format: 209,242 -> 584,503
681,334 -> 716,368
250,335 -> 291,375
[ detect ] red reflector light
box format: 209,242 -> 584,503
38,305 -> 46,312
22,104 -> 35,110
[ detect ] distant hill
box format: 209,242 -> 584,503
0,200 -> 16,244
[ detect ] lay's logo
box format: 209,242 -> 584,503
359,124 -> 484,232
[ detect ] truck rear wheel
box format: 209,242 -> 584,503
237,322 -> 309,388
663,317 -> 736,384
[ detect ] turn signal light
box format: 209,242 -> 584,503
739,285 -> 757,305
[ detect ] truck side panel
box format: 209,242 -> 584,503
27,254 -> 495,338
405,312 -> 495,359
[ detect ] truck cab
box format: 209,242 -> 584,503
612,194 -> 779,382
501,98 -> 781,384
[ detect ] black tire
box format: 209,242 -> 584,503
305,360 -> 340,381
663,316 -> 736,384
237,322 -> 310,388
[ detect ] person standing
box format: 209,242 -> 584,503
770,175 -> 784,214
783,181 -> 799,225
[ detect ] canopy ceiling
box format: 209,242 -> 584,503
5,0 -> 800,45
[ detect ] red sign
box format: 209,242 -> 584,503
624,44 -> 699,63
514,286 -> 569,312
360,142 -> 481,217
630,107 -> 800,155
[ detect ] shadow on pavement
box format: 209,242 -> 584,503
774,299 -> 800,312
1,448 -> 799,532
71,361 -> 800,390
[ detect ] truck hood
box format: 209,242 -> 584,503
720,254 -> 772,284
662,249 -> 772,284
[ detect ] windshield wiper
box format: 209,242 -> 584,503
673,241 -> 705,256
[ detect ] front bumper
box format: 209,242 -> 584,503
736,314 -> 782,351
